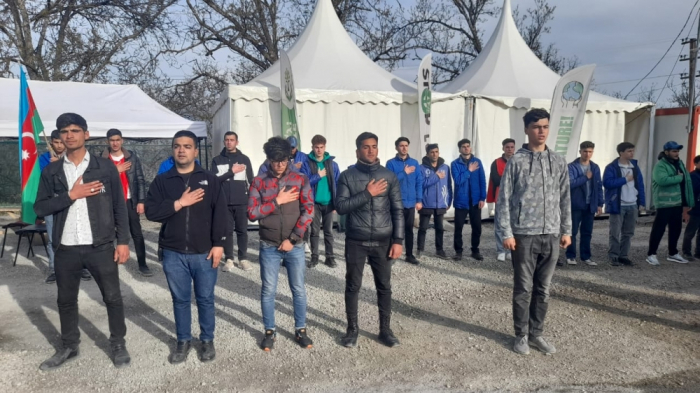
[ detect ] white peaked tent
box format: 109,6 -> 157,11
0,78 -> 207,138
211,0 -> 468,171
441,0 -> 655,210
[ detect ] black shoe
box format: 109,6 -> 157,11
556,260 -> 564,267
341,317 -> 359,348
295,328 -> 313,349
453,253 -> 463,261
416,250 -> 423,258
436,250 -> 447,259
168,341 -> 191,364
378,314 -> 400,347
138,265 -> 154,277
471,252 -> 484,261
619,257 -> 635,266
610,258 -> 621,267
683,254 -> 696,262
307,255 -> 319,269
45,272 -> 56,284
405,255 -> 420,265
200,341 -> 216,362
261,329 -> 276,351
81,270 -> 92,281
111,344 -> 130,368
39,347 -> 79,371
324,257 -> 337,268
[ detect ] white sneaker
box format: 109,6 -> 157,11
222,259 -> 235,272
304,243 -> 311,254
237,259 -> 253,271
667,254 -> 689,264
497,253 -> 506,262
566,258 -> 577,265
506,252 -> 512,261
646,255 -> 660,266
583,259 -> 597,266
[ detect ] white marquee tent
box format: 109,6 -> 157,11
211,0 -> 468,171
0,78 -> 207,138
441,0 -> 655,210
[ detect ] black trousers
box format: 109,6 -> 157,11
310,203 -> 334,258
54,244 -> 126,350
418,212 -> 445,252
224,204 -> 249,260
454,206 -> 482,254
648,206 -> 683,256
126,199 -> 146,267
403,208 -> 416,256
682,215 -> 700,256
344,240 -> 392,318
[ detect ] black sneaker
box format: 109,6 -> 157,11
139,265 -> 154,277
683,254 -> 696,262
405,255 -> 419,265
200,341 -> 215,362
556,260 -> 564,267
168,341 -> 191,364
111,344 -> 130,368
619,257 -> 635,266
436,250 -> 447,259
45,272 -> 56,284
80,270 -> 92,281
324,257 -> 337,268
295,328 -> 313,349
39,347 -> 80,371
610,258 -> 621,267
453,253 -> 463,261
261,329 -> 276,351
471,253 -> 484,261
307,255 -> 319,269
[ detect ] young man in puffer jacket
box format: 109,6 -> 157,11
417,143 -> 452,259
496,108 -> 571,356
247,137 -> 315,352
451,138 -> 486,261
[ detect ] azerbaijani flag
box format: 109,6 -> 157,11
18,69 -> 44,224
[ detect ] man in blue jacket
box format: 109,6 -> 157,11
451,138 -> 486,261
682,155 -> 700,260
301,134 -> 340,268
604,142 -> 646,266
418,144 -> 452,259
564,141 -> 604,267
386,137 -> 423,264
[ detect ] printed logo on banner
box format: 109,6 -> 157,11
561,81 -> 584,108
284,70 -> 294,103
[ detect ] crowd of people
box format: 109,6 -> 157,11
30,108 -> 700,370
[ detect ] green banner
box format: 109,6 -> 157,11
280,50 -> 300,141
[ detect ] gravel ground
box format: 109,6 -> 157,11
1,214 -> 700,393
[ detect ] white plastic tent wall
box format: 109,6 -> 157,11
211,0 -> 469,173
0,77 -> 207,138
440,0 -> 655,214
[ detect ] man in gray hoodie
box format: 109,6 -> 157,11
496,108 -> 572,355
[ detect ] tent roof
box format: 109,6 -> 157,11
0,77 -> 207,138
439,0 -> 649,111
245,0 -> 415,94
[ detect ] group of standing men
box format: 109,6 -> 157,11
32,105 -> 700,372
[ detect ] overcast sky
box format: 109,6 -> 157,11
391,0 -> 698,106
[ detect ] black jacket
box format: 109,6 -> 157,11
211,148 -> 254,206
34,153 -> 130,250
335,160 -> 404,245
145,165 -> 227,254
101,148 -> 146,203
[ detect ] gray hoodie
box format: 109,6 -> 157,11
496,144 -> 572,239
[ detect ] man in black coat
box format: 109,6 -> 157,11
34,113 -> 131,370
212,131 -> 254,272
335,132 -> 404,348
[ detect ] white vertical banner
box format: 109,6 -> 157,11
280,50 -> 300,141
418,53 -> 432,147
546,64 -> 596,162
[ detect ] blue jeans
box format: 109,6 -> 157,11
162,249 -> 218,342
566,208 -> 595,260
259,242 -> 307,331
494,208 -> 510,255
45,215 -> 55,272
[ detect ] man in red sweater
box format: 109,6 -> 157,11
487,138 -> 515,262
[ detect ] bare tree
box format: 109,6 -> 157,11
0,0 -> 178,82
668,81 -> 700,108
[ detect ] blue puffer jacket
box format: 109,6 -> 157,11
386,154 -> 423,208
689,170 -> 700,216
420,156 -> 452,210
603,158 -> 646,214
451,155 -> 486,209
568,158 -> 604,213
